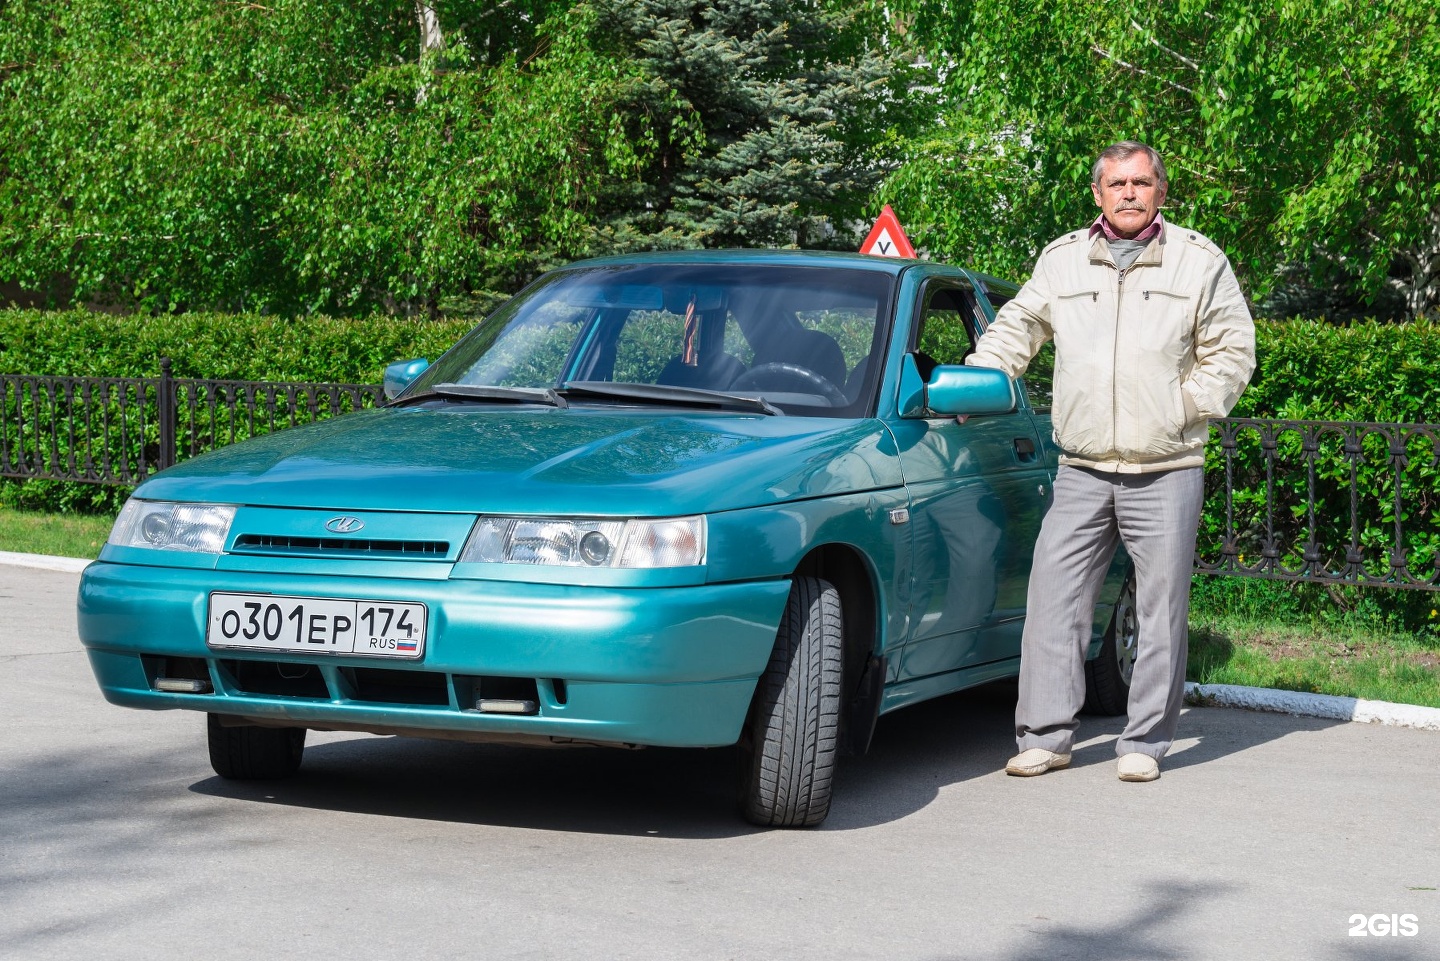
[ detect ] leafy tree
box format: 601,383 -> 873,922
0,0 -> 913,314
278,3 -> 647,313
878,1 -> 1440,317
0,1 -> 638,314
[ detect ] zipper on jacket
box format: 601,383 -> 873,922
1112,267 -> 1125,465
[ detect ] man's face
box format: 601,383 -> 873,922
1091,153 -> 1167,238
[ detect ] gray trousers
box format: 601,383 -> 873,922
1016,464 -> 1204,760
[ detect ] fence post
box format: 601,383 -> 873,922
157,356 -> 175,472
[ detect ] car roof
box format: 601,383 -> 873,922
555,248 -> 962,278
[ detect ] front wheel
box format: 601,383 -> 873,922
738,576 -> 842,827
1083,572 -> 1137,716
207,714 -> 306,779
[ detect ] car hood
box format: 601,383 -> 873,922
136,407 -> 903,515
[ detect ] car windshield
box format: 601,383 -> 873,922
407,263 -> 896,417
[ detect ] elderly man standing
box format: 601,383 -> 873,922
966,141 -> 1255,782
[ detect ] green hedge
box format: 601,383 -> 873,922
1235,317 -> 1440,423
0,309 -> 473,382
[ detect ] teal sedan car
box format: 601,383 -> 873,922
78,250 -> 1133,827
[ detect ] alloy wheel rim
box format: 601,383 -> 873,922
1116,581 -> 1138,686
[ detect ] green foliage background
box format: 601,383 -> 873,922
0,310 -> 470,382
1235,319 -> 1440,423
0,0 -> 909,315
874,0 -> 1440,318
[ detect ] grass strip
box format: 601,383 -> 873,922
0,507 -> 114,559
1188,628 -> 1440,709
1188,577 -> 1440,708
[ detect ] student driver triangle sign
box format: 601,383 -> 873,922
860,205 -> 917,258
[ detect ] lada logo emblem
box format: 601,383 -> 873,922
324,516 -> 365,534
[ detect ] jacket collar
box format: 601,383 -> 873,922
1087,214 -> 1167,268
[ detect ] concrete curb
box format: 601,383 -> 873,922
0,550 -> 91,573
1185,681 -> 1440,733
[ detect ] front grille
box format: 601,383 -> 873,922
231,534 -> 450,559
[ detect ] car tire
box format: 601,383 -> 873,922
207,714 -> 306,779
738,576 -> 842,828
1083,571 -> 1137,716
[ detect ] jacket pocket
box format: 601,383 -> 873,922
1126,362 -> 1189,457
1138,288 -> 1194,360
1053,289 -> 1099,328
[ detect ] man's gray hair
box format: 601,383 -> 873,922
1091,141 -> 1168,187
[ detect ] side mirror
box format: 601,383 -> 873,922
383,358 -> 430,400
924,365 -> 1017,416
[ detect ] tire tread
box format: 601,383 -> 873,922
740,576 -> 842,827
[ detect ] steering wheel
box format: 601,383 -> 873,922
729,362 -> 849,407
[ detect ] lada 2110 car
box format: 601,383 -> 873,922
79,250 -> 1135,827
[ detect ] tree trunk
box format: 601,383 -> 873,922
1393,206 -> 1440,318
414,2 -> 445,104
416,2 -> 444,56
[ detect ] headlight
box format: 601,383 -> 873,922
460,515 -> 706,568
108,499 -> 237,554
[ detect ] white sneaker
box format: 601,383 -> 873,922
1117,753 -> 1160,782
1005,748 -> 1072,777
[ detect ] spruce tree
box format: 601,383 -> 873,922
588,0 -> 905,251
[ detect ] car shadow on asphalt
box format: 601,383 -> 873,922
187,677 -> 1344,836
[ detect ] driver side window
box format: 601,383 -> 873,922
912,286 -> 980,380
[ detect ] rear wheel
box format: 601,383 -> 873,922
207,714 -> 306,779
738,576 -> 842,828
1083,572 -> 1136,716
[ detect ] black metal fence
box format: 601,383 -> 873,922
3,362 -> 1437,592
1,358 -> 382,485
1197,418 -> 1440,591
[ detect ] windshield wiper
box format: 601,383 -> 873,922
391,383 -> 568,408
560,381 -> 781,416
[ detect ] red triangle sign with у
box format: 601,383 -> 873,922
860,205 -> 917,258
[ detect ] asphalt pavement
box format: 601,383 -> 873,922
2,563 -> 1437,961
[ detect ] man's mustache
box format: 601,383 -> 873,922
1116,201 -> 1148,211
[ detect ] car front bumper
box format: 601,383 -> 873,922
78,561 -> 792,748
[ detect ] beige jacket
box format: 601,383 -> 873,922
967,222 -> 1256,473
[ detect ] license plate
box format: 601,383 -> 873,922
207,592 -> 427,659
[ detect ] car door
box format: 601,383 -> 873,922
889,282 -> 1051,681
